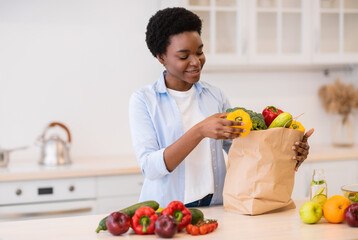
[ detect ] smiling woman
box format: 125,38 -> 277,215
129,7 -> 245,208
156,31 -> 205,91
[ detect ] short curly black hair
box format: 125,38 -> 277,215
145,7 -> 202,58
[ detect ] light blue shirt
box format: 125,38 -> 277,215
129,72 -> 232,207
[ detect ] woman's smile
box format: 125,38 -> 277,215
185,68 -> 201,76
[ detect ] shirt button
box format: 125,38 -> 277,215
212,148 -> 215,152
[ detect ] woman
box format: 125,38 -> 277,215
129,7 -> 312,208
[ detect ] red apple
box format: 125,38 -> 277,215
344,203 -> 358,227
155,214 -> 177,238
106,212 -> 131,235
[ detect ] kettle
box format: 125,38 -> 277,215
37,122 -> 72,166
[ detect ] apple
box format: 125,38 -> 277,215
312,194 -> 327,208
155,214 -> 178,238
299,201 -> 323,224
106,212 -> 131,235
344,203 -> 358,227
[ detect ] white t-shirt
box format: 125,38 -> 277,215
167,86 -> 214,204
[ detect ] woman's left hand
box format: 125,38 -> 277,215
292,128 -> 314,171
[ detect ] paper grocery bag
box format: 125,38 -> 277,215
223,127 -> 304,215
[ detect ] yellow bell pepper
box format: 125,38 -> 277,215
289,120 -> 305,132
226,109 -> 252,137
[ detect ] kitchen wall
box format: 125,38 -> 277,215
1,0 -> 357,161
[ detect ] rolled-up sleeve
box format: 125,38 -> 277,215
129,91 -> 170,180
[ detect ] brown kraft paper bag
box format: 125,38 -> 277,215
223,127 -> 304,215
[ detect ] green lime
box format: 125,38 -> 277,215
312,194 -> 327,207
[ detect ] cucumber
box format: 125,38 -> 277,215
189,208 -> 204,225
268,112 -> 293,129
95,200 -> 159,233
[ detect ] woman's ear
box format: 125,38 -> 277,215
156,54 -> 165,66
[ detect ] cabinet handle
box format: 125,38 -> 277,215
69,185 -> 75,192
15,189 -> 22,196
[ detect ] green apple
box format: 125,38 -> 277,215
299,201 -> 322,224
312,194 -> 327,208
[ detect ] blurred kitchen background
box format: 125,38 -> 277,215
0,0 -> 357,221
1,0 -> 358,158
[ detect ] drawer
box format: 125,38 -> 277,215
0,177 -> 96,205
0,199 -> 97,221
96,174 -> 143,197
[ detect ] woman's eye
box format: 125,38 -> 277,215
197,52 -> 203,55
179,56 -> 188,60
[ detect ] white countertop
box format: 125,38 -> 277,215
1,144 -> 358,183
0,199 -> 357,240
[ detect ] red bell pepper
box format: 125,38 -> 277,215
161,201 -> 192,232
262,106 -> 284,127
131,206 -> 158,234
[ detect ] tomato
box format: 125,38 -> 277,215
208,223 -> 215,232
186,224 -> 193,234
199,225 -> 207,235
191,226 -> 199,235
185,219 -> 218,236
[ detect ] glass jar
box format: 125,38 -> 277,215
310,169 -> 328,205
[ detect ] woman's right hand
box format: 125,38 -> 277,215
196,113 -> 246,140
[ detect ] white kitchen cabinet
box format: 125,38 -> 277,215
292,159 -> 358,199
183,0 -> 358,68
96,174 -> 144,214
312,0 -> 358,64
184,0 -> 249,66
248,0 -> 311,64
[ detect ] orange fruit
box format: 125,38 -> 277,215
323,195 -> 351,223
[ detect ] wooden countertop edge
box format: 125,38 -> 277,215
306,154 -> 358,162
0,167 -> 142,182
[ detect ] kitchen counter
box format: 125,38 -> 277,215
306,144 -> 358,162
0,156 -> 141,182
0,199 -> 357,240
0,144 -> 357,182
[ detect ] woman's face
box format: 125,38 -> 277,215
157,31 -> 206,91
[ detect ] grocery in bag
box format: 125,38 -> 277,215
223,127 -> 304,215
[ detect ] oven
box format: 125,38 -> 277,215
0,177 -> 97,221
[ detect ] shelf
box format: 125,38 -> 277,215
188,6 -> 238,12
320,9 -> 358,13
343,9 -> 358,13
257,8 -> 302,13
